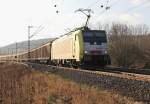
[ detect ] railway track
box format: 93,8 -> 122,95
27,62 -> 150,103
27,61 -> 150,75
27,63 -> 150,82
81,65 -> 150,75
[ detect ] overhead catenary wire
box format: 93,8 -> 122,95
109,0 -> 121,8
72,0 -> 108,28
91,0 -> 149,22
52,0 -> 75,33
124,0 -> 150,13
52,0 -> 121,32
92,0 -> 112,22
93,0 -> 149,23
57,0 -> 110,31
117,0 -> 150,22
106,0 -> 110,7
65,0 -> 100,28
87,0 -> 102,9
75,8 -> 94,27
96,0 -> 121,16
30,25 -> 44,38
64,0 -> 104,30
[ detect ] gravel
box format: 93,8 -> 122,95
29,63 -> 150,103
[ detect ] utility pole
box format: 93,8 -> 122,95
28,26 -> 33,61
11,49 -> 13,55
8,48 -> 9,55
16,42 -> 18,55
27,25 -> 44,61
15,42 -> 18,61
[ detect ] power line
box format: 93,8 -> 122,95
96,0 -> 121,17
109,0 -> 121,8
28,25 -> 44,60
116,0 -> 150,21
106,0 -> 110,7
87,0 -> 123,27
94,0 -> 150,25
74,0 -> 109,27
97,0 -> 121,16
64,0 -> 99,30
124,0 -> 150,13
58,0 -> 109,30
30,25 -> 44,38
94,0 -> 140,23
87,0 -> 102,9
93,0 -> 112,22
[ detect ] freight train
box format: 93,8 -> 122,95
0,27 -> 111,67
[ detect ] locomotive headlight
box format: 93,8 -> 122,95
104,51 -> 107,54
84,51 -> 88,54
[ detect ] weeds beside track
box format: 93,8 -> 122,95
0,62 -> 141,104
28,63 -> 150,103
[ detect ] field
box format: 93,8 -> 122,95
0,62 -> 143,104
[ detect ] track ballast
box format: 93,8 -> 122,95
27,63 -> 150,103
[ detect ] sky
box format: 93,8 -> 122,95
0,0 -> 150,47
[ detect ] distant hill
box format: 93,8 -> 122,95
0,38 -> 54,55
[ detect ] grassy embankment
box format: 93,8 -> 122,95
0,62 -> 143,104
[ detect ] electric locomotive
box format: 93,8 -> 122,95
51,27 -> 111,67
82,28 -> 111,66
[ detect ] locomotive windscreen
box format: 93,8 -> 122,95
83,31 -> 107,45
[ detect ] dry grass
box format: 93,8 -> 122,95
0,62 -> 143,104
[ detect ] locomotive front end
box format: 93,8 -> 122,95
82,30 -> 111,66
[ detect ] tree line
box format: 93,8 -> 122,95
93,23 -> 150,68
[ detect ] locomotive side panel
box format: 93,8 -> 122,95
51,30 -> 83,62
51,34 -> 75,60
74,30 -> 84,61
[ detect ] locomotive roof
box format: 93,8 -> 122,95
52,26 -> 106,42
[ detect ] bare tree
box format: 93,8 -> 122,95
92,23 -> 149,68
108,24 -> 150,68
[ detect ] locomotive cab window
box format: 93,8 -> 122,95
83,31 -> 107,45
